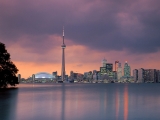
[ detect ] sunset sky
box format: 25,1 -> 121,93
0,0 -> 160,78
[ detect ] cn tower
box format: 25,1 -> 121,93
61,27 -> 66,82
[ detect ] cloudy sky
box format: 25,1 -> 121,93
0,0 -> 160,78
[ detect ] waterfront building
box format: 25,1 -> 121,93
133,69 -> 138,82
93,70 -> 97,80
65,75 -> 69,81
70,71 -> 77,81
137,68 -> 144,83
83,72 -> 88,80
92,70 -> 101,81
25,77 -> 32,83
93,72 -> 97,80
93,70 -> 97,74
156,70 -> 160,82
124,61 -> 131,77
113,71 -> 117,80
100,62 -> 114,79
137,69 -> 156,83
18,74 -> 21,83
106,63 -> 114,78
106,63 -> 113,72
69,71 -> 83,82
97,71 -> 101,80
92,71 -> 101,80
87,71 -> 93,82
100,67 -> 107,75
52,71 -> 58,81
70,71 -> 74,80
101,74 -> 110,81
115,61 -> 119,71
117,63 -> 122,80
143,69 -> 156,83
32,74 -> 35,83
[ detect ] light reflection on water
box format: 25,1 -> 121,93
1,84 -> 160,120
115,88 -> 120,120
124,86 -> 128,120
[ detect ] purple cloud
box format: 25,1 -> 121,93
0,0 -> 160,55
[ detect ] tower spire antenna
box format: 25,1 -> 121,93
63,26 -> 64,37
63,26 -> 64,44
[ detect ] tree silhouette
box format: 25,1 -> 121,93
0,42 -> 19,88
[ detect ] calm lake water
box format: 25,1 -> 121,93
1,83 -> 160,120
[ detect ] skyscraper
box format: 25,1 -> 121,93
138,68 -> 144,83
115,61 -> 119,71
156,70 -> 160,83
101,58 -> 107,67
143,69 -> 156,83
124,61 -> 131,77
137,68 -> 158,83
117,63 -> 122,80
106,63 -> 113,72
52,71 -> 58,81
133,69 -> 138,82
61,27 -> 66,82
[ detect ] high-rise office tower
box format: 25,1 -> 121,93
32,74 -> 35,83
18,74 -> 21,83
70,71 -> 74,80
100,63 -> 113,75
106,63 -> 113,72
117,63 -> 122,80
124,61 -> 131,77
133,69 -> 138,82
61,27 -> 66,82
138,69 -> 156,83
101,58 -> 107,67
52,71 -> 57,81
115,61 -> 119,71
156,70 -> 160,83
143,69 -> 156,83
100,58 -> 107,75
138,68 -> 144,83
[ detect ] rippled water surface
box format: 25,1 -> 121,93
1,83 -> 160,120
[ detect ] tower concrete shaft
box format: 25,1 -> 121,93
61,27 -> 66,81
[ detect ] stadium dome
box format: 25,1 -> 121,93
35,72 -> 54,79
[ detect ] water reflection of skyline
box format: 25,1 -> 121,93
59,84 -> 129,120
1,84 -> 129,120
2,84 -> 160,120
115,85 -> 128,120
115,89 -> 119,120
124,85 -> 128,120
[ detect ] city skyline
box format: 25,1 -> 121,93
0,0 -> 160,78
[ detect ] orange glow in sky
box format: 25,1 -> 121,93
7,39 -> 160,78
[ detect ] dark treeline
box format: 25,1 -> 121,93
0,42 -> 19,88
